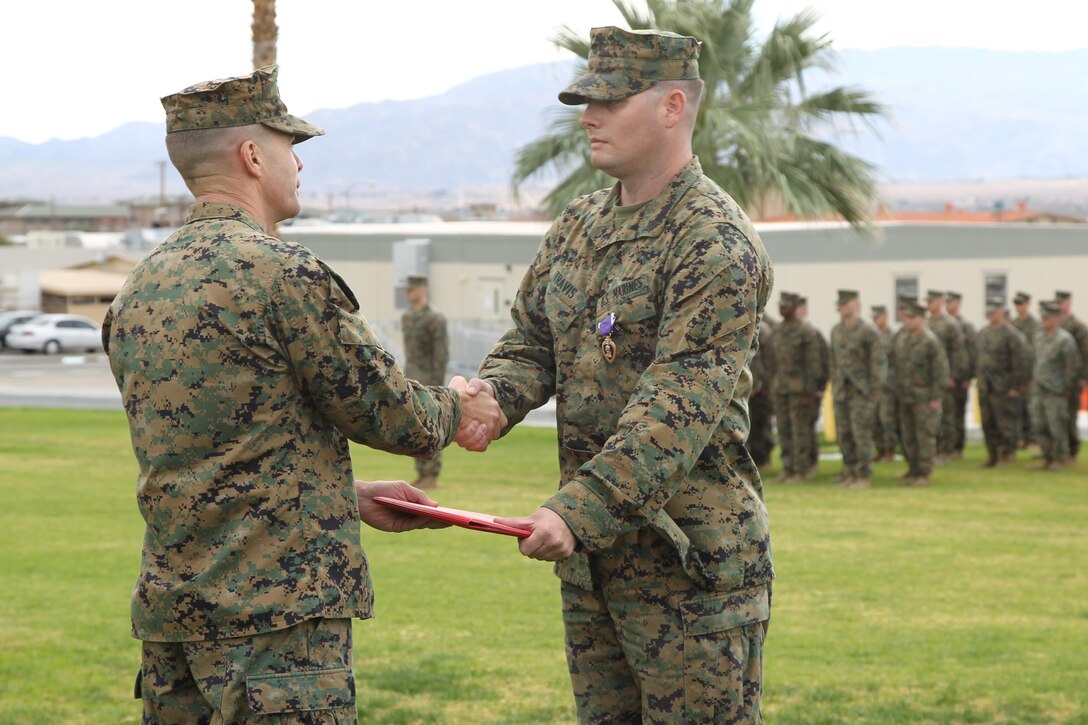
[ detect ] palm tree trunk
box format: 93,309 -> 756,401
252,0 -> 277,69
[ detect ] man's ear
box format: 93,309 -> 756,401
238,138 -> 264,178
662,89 -> 686,129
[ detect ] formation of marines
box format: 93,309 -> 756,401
746,288 -> 1086,486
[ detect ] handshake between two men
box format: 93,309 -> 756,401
356,375 -> 577,563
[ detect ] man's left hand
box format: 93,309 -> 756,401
495,507 -> 577,561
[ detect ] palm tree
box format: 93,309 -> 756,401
252,0 -> 277,68
513,0 -> 887,230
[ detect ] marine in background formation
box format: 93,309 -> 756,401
402,274 -> 451,489
946,291 -> 977,459
1011,291 -> 1040,448
1031,299 -> 1082,470
746,316 -> 778,468
925,290 -> 968,463
891,298 -> 950,486
1055,290 -> 1088,460
975,298 -> 1031,467
829,290 -> 887,488
771,292 -> 826,482
871,304 -> 898,461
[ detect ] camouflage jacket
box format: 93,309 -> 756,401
829,318 -> 887,401
891,327 -> 950,403
402,305 -> 449,385
769,318 -> 825,395
103,201 -> 461,642
1033,328 -> 1081,395
877,326 -> 895,392
927,313 -> 968,382
975,323 -> 1031,394
1012,314 -> 1040,350
749,320 -> 774,399
479,158 -> 774,593
954,314 -> 978,381
1059,315 -> 1088,380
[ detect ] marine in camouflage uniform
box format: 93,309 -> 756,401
402,275 -> 451,487
477,27 -> 774,723
1011,291 -> 1041,447
1056,290 -> 1088,459
925,291 -> 968,461
891,300 -> 950,485
871,305 -> 898,460
975,300 -> 1031,466
746,317 -> 777,468
830,290 -> 887,487
1033,300 -> 1083,468
771,293 -> 826,482
796,295 -> 830,474
104,67 -> 502,724
946,291 -> 977,458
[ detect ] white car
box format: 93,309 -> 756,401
7,313 -> 104,354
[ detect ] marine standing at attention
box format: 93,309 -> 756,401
402,274 -> 451,489
465,27 -> 774,722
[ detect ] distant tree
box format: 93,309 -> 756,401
252,0 -> 277,68
513,0 -> 888,230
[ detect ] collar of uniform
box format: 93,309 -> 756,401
588,156 -> 703,251
185,200 -> 266,233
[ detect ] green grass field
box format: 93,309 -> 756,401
1,407 -> 1085,724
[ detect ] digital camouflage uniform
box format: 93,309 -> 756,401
951,310 -> 977,455
830,317 -> 887,480
403,302 -> 450,478
873,323 -> 898,458
1011,310 -> 1041,446
770,317 -> 825,479
891,325 -> 950,480
976,319 -> 1031,462
926,311 -> 968,457
479,155 -> 774,724
1032,326 -> 1081,465
106,67 -> 465,723
1058,312 -> 1088,458
746,319 -> 776,467
810,325 -> 831,471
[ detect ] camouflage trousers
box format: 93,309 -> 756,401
1032,390 -> 1072,463
773,392 -> 819,476
833,389 -> 876,478
978,386 -> 1020,458
873,389 -> 898,457
1018,390 -> 1035,447
746,392 -> 775,467
952,382 -> 970,452
414,449 -> 442,478
562,529 -> 768,724
898,400 -> 940,477
937,387 -> 958,456
1067,384 -> 1084,458
137,618 -> 356,725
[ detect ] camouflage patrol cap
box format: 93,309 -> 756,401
1013,291 -> 1031,305
985,297 -> 1005,314
405,275 -> 429,289
897,294 -> 918,309
946,291 -> 962,301
836,289 -> 859,305
926,290 -> 945,301
796,296 -> 809,306
161,65 -> 324,143
559,26 -> 701,105
1055,290 -> 1072,301
904,301 -> 928,318
1040,300 -> 1061,317
871,305 -> 887,316
779,292 -> 799,306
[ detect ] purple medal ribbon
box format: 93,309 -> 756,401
597,312 -> 616,337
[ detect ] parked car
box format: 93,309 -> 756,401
0,310 -> 42,348
7,313 -> 104,354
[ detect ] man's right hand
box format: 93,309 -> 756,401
448,376 -> 506,451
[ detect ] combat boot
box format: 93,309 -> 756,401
847,477 -> 870,489
910,476 -> 931,487
977,452 -> 997,469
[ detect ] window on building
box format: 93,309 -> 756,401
984,273 -> 1007,305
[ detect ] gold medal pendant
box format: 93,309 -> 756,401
600,335 -> 617,363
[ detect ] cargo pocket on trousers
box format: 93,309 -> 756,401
680,587 -> 769,722
247,666 -> 356,722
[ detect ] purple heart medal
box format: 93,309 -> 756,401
597,312 -> 618,363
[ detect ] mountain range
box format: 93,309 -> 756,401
1,47 -> 1085,213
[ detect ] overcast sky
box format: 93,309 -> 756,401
3,0 -> 1085,144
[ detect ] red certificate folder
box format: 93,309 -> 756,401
372,496 -> 532,538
